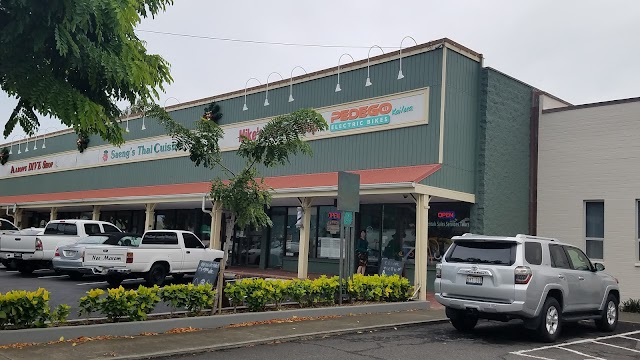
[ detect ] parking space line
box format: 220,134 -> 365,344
557,346 -> 605,360
591,340 -> 640,353
511,352 -> 556,360
619,335 -> 640,341
76,279 -> 139,286
37,275 -> 68,279
6,271 -> 18,273
510,330 -> 640,358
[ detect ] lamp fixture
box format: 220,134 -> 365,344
9,134 -> 22,155
23,136 -> 29,153
243,77 -> 262,111
365,45 -> 384,87
288,66 -> 308,102
33,133 -> 38,150
398,36 -> 418,80
264,72 -> 284,106
335,53 -> 355,92
163,97 -> 180,109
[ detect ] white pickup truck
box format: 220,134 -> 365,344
0,219 -> 122,274
82,230 -> 224,287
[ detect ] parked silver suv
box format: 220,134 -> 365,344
434,233 -> 620,342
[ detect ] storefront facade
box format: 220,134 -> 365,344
0,38 -> 566,299
537,97 -> 640,300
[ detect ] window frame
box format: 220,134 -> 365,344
524,241 -> 543,266
563,245 -> 594,272
584,200 -> 604,260
102,224 -> 121,233
549,244 -> 572,269
183,233 -> 205,249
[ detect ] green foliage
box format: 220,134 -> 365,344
224,281 -> 246,311
153,105 -> 328,230
0,147 -> 9,165
0,0 -> 174,144
0,288 -> 58,329
621,298 -> 640,313
282,279 -> 310,308
80,285 -> 160,322
78,288 -> 104,319
348,274 -> 412,302
51,304 -> 71,325
159,283 -> 216,316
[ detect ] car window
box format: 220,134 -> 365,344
565,246 -> 593,271
44,223 -> 62,235
84,224 -> 101,235
549,244 -> 571,269
1,220 -> 18,231
77,236 -> 110,244
63,223 -> 78,235
102,224 -> 121,233
525,242 -> 543,265
142,232 -> 179,245
183,233 -> 205,249
445,241 -> 516,266
110,236 -> 142,247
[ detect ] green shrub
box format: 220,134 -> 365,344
224,281 -> 246,311
308,276 -> 339,306
282,279 -> 309,308
180,283 -> 216,315
78,288 -> 104,319
51,304 -> 71,325
0,288 -> 65,329
348,274 -> 412,302
621,298 -> 640,313
80,285 -> 160,322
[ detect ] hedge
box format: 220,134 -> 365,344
0,288 -> 70,330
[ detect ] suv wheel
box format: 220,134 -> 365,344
595,294 -> 618,332
537,297 -> 562,342
448,308 -> 478,332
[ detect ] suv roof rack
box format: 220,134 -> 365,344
515,234 -> 558,242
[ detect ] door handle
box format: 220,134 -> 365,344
558,274 -> 565,280
15,238 -> 21,241
186,251 -> 191,254
578,276 -> 585,281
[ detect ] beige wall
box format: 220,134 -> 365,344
538,100 -> 640,300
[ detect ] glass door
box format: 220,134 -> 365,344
268,209 -> 287,268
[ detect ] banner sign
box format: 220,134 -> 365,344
0,88 -> 429,179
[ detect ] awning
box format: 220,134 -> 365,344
0,164 -> 441,207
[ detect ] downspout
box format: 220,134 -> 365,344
529,91 -> 542,236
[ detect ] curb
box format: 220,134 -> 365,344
0,301 -> 430,346
107,318 -> 450,360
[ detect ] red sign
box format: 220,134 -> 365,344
328,212 -> 341,220
330,102 -> 393,123
10,160 -> 54,174
437,211 -> 456,220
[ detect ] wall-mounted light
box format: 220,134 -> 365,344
33,133 -> 39,150
8,134 -> 21,155
288,66 -> 307,102
398,36 -> 418,80
365,45 -> 385,87
40,127 -> 61,149
264,72 -> 284,106
243,77 -> 262,111
163,97 -> 180,109
23,135 -> 29,153
335,53 -> 355,92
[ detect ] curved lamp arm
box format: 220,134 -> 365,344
366,45 -> 385,87
243,77 -> 263,111
264,72 -> 284,106
335,53 -> 355,92
288,66 -> 308,102
398,36 -> 418,80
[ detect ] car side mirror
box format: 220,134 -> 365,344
594,263 -> 605,272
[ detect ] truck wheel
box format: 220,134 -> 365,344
450,315 -> 478,332
145,263 -> 167,286
106,275 -> 123,288
172,273 -> 185,281
595,294 -> 618,332
68,272 -> 84,281
17,262 -> 34,275
6,259 -> 18,271
537,297 -> 562,342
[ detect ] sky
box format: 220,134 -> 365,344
1,0 -> 639,141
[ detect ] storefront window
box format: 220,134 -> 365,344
359,205 -> 382,273
381,204 -> 416,263
427,203 -> 471,265
317,206 -> 341,259
284,207 -> 317,257
268,208 -> 287,268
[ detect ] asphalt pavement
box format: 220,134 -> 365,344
172,320 -> 640,360
0,263 -> 188,318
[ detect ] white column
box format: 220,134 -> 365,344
297,197 -> 313,279
92,205 -> 102,221
13,208 -> 23,228
210,202 -> 223,250
144,203 -> 157,231
50,207 -> 58,221
414,194 -> 431,301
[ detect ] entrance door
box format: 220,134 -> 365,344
268,210 -> 287,268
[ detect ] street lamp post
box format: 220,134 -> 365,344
335,53 -> 355,92
288,66 -> 308,103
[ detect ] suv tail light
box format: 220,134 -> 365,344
514,266 -> 532,284
54,247 -> 59,257
35,238 -> 43,251
126,252 -> 134,263
435,263 -> 442,278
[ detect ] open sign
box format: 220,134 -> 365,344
437,211 -> 456,220
328,212 -> 341,220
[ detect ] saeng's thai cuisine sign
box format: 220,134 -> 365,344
0,89 -> 428,179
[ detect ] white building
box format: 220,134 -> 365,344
537,97 -> 640,300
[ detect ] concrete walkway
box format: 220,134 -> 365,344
0,309 -> 447,360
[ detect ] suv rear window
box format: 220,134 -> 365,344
525,242 -> 543,265
446,241 -> 516,266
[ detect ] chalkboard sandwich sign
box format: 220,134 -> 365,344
192,260 -> 220,286
379,258 -> 404,277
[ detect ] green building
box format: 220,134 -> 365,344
0,38 -> 569,300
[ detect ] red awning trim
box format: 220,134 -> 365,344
0,164 -> 440,206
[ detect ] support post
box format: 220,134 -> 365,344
13,208 -> 23,228
210,202 -> 223,250
414,194 -> 431,301
50,207 -> 58,221
92,205 -> 102,221
297,197 -> 313,279
144,203 -> 157,231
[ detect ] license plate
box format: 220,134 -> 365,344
63,250 -> 77,257
13,253 -> 22,259
466,275 -> 483,285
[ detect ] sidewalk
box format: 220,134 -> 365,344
0,309 -> 447,360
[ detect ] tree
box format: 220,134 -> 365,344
148,104 -> 328,230
0,0 -> 174,145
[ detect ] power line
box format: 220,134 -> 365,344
135,29 -> 400,50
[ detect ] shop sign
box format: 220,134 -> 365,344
0,89 -> 428,179
437,211 -> 456,220
326,220 -> 340,234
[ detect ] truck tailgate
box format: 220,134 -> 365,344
83,247 -> 128,267
0,228 -> 43,253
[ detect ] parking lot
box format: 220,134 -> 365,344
0,263 -> 188,318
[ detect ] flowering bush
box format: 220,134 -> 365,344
160,283 -> 216,315
0,288 -> 59,329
